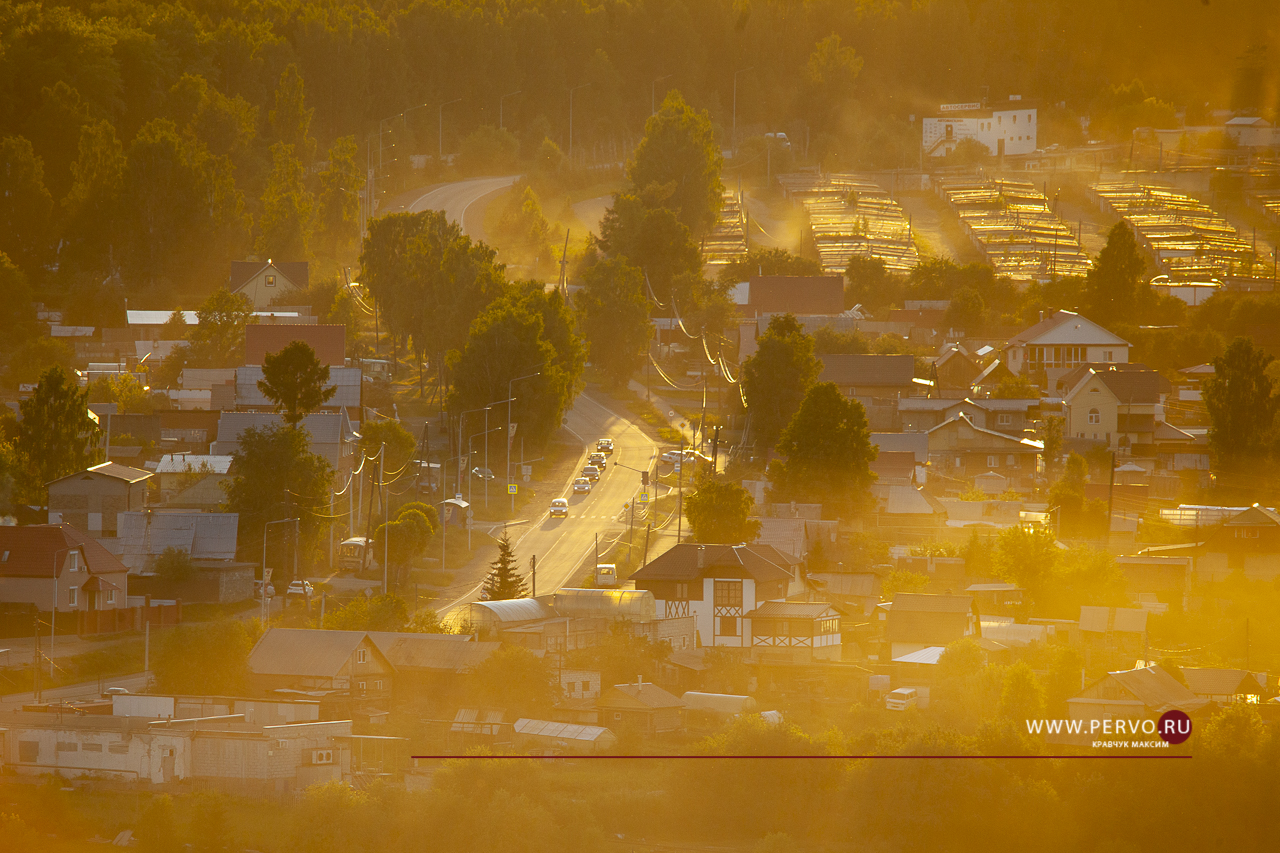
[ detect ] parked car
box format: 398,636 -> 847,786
885,687 -> 918,711
102,686 -> 130,697
549,498 -> 569,518
765,131 -> 791,151
286,580 -> 314,598
582,465 -> 601,482
573,477 -> 592,494
588,452 -> 607,469
471,466 -> 495,481
661,449 -> 709,465
595,563 -> 618,588
596,438 -> 614,454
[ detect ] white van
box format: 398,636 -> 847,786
885,687 -> 918,711
595,564 -> 618,588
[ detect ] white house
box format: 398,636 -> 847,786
1004,310 -> 1130,386
923,98 -> 1037,158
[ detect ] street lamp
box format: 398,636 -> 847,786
506,372 -> 541,512
500,90 -> 522,130
262,518 -> 298,627
732,67 -> 754,157
439,98 -> 462,161
50,547 -> 69,678
467,427 -> 503,548
483,399 -> 515,509
652,74 -> 672,116
457,405 -> 492,497
569,83 -> 591,163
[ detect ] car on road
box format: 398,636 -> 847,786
596,438 -> 614,454
102,686 -> 130,697
286,580 -> 314,598
661,449 -> 710,465
549,498 -> 569,518
573,477 -> 592,494
581,465 -> 601,482
588,452 -> 607,470
254,581 -> 276,599
471,466 -> 495,481
595,563 -> 618,588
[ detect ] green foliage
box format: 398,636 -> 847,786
325,593 -> 411,632
627,91 -> 723,236
685,475 -> 762,544
17,366 -> 100,499
314,136 -> 363,259
154,620 -> 255,695
882,569 -> 929,599
86,373 -> 153,415
596,189 -> 702,307
741,314 -> 821,453
571,620 -> 671,688
154,546 -> 196,583
468,644 -> 558,715
482,532 -> 528,601
492,183 -> 556,276
457,125 -> 520,175
0,136 -> 53,272
257,141 -> 313,260
813,325 -> 869,355
258,340 -> 336,425
716,247 -> 822,287
184,288 -> 256,369
359,419 -> 418,481
767,382 -> 877,515
136,795 -> 179,853
574,256 -> 652,388
998,661 -> 1045,721
1048,452 -> 1109,538
1085,221 -> 1147,326
1204,336 -> 1276,476
844,532 -> 890,570
373,506 -> 437,588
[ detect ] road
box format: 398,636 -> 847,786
0,671 -> 151,712
435,393 -> 662,615
383,176 -> 519,241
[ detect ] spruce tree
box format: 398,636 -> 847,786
482,532 -> 528,600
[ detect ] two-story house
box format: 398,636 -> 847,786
926,413 -> 1043,491
883,593 -> 981,660
248,628 -> 394,699
1061,364 -> 1166,451
230,260 -> 309,310
0,523 -> 130,618
1004,310 -> 1130,387
628,544 -> 795,648
1149,504 -> 1280,582
47,462 -> 151,538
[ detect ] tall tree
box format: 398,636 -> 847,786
741,314 -> 821,454
61,119 -> 125,272
315,136 -> 362,258
18,367 -> 100,500
269,63 -> 315,163
184,288 -> 255,368
597,189 -> 702,308
802,34 -> 864,135
1085,221 -> 1147,326
685,475 -> 763,544
626,91 -> 724,236
1204,336 -> 1277,474
482,532 -> 528,600
0,136 -> 54,273
257,142 -> 313,260
574,257 -> 652,388
258,341 -> 335,426
767,382 -> 877,515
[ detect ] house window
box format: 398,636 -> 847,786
1013,115 -> 1018,124
266,275 -> 276,287
357,649 -> 367,664
1235,528 -> 1260,539
1006,455 -> 1017,467
375,680 -> 383,690
718,616 -> 738,636
614,712 -> 622,721
713,581 -> 742,609
69,552 -> 79,572
107,590 -> 116,604
987,455 -> 998,468
1,551 -> 7,561
1104,351 -> 1113,362
68,587 -> 78,607
954,456 -> 963,468
675,582 -> 688,600
997,413 -> 1012,426
358,681 -> 366,692
1089,409 -> 1101,425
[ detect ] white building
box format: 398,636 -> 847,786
924,97 -> 1037,158
1004,310 -> 1130,386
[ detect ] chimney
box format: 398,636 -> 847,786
1039,310 -> 1044,322
696,546 -> 705,569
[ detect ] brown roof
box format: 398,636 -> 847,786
629,544 -> 794,584
747,276 -> 844,316
745,601 -> 838,620
244,324 -> 346,367
0,524 -> 128,578
1102,666 -> 1209,714
367,633 -> 499,673
49,461 -> 151,486
597,682 -> 684,710
230,260 -> 309,292
819,354 -> 916,388
248,628 -> 383,678
1179,667 -> 1265,697
884,593 -> 977,644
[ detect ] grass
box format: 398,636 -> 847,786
0,636 -> 146,698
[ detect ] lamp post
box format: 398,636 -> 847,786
483,398 -> 515,509
652,75 -> 672,116
569,83 -> 591,163
439,98 -> 462,161
732,67 -> 754,157
458,406 -> 492,497
468,427 -> 503,548
500,90 -> 522,130
507,372 -> 541,512
50,547 -> 69,678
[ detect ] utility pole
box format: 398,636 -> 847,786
677,431 -> 685,542
380,443 -> 387,594
530,555 -> 537,598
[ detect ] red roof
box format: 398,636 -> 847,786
746,276 -> 844,316
244,324 -> 346,367
0,524 -> 128,578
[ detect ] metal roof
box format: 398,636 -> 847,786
465,598 -> 556,623
745,600 -> 838,620
117,512 -> 239,569
156,455 -> 234,475
0,524 -> 127,578
235,366 -> 361,409
1179,667 -> 1264,697
248,629 -> 376,677
49,461 -> 152,485
892,646 -> 947,664
514,718 -> 617,745
629,543 -> 794,583
366,633 -> 497,673
1097,666 -> 1209,714
679,692 -> 757,714
128,310 -> 198,326
819,353 -> 916,387
551,589 -> 655,622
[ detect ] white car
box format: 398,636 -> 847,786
588,452 -> 607,470
596,438 -> 614,454
661,449 -> 708,465
286,580 -> 313,597
549,498 -> 568,518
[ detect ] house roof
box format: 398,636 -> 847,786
1007,310 -> 1129,348
597,681 -> 684,710
744,600 -> 838,620
1065,366 -> 1163,406
885,593 -> 976,644
468,599 -> 557,623
747,275 -> 844,316
892,646 -> 947,664
882,485 -> 948,516
1079,606 -> 1148,633
230,260 -> 309,292
366,633 -> 498,672
872,432 -> 929,463
629,543 -> 794,584
927,412 -> 1044,450
127,310 -> 198,327
818,354 -> 916,388
1102,666 -> 1209,714
807,572 -> 880,598
216,411 -> 353,445
1179,667 -> 1264,696
117,511 -> 239,566
1223,505 -> 1280,527
49,461 -> 152,487
971,359 -> 1013,386
244,324 -> 346,367
248,628 -> 378,678
0,524 -> 127,578
935,345 -> 975,368
156,455 -> 234,475
1154,422 -> 1196,442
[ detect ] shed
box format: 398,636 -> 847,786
513,718 -> 617,754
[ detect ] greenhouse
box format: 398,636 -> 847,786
551,588 -> 656,623
446,598 -> 556,633
513,718 -> 618,754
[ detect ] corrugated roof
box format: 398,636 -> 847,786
156,455 -> 234,475
127,310 -> 198,326
892,646 -> 947,664
679,693 -> 757,714
885,594 -> 976,644
819,354 -> 916,387
599,682 -> 684,709
927,412 -> 1044,449
745,600 -> 838,619
248,629 -> 373,677
1224,505 -> 1280,527
244,324 -> 346,367
49,461 -> 151,486
514,718 -> 616,743
883,485 -> 948,516
367,633 -> 496,672
808,572 -> 879,597
1179,667 -> 1264,697
1007,310 -> 1129,347
216,411 -> 351,445
891,593 -> 974,613
629,543 -> 794,583
0,524 -> 127,578
1105,666 -> 1209,714
468,599 -> 556,623
117,512 -> 239,568
1080,606 -> 1148,633
872,432 -> 929,463
235,365 -> 361,409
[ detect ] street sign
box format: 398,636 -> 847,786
639,492 -> 650,504
466,508 -> 474,519
508,484 -> 518,495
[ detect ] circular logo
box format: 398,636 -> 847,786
1157,710 -> 1193,744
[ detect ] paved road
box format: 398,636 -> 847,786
384,176 -> 519,241
0,671 -> 151,712
435,393 -> 663,615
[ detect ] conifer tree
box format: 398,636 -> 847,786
482,532 -> 528,600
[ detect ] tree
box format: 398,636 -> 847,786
596,190 -> 702,307
358,420 -> 418,481
153,620 -> 255,695
17,367 -> 100,500
991,374 -> 1041,399
685,475 -> 762,544
1085,221 -> 1147,326
992,524 -> 1061,606
457,125 -> 519,175
492,183 -> 555,275
325,593 -> 411,631
882,569 -> 929,599
1049,453 -> 1108,539
5,338 -> 74,389
222,424 -> 333,580
571,621 -> 671,688
998,661 -> 1046,721
185,288 -> 255,368
574,257 -> 652,387
258,341 -> 335,426
61,119 -> 125,272
315,136 -> 363,258
372,508 -> 435,588
88,373 -> 153,415
0,136 -> 53,273
1038,415 -> 1064,479
741,314 -> 821,454
153,546 -> 196,583
626,91 -> 723,235
1204,336 -> 1277,474
0,253 -> 38,352
767,382 -> 877,515
482,532 -> 528,600
802,34 -> 863,135
257,142 -> 313,259
468,644 -> 558,715
716,248 -> 822,287
269,64 -> 315,163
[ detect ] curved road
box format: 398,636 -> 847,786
383,176 -> 519,241
436,393 -> 664,616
